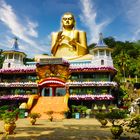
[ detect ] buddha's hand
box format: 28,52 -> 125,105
58,35 -> 65,43
58,35 -> 70,45
69,39 -> 77,46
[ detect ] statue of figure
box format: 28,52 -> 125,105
51,12 -> 88,58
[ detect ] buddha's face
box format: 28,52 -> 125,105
62,14 -> 75,29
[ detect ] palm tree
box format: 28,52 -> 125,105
114,51 -> 130,82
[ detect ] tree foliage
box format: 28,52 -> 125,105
0,49 -> 4,68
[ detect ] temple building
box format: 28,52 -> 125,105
0,38 -> 37,98
0,11 -> 118,119
0,33 -> 117,119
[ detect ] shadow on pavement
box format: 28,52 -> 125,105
0,124 -> 136,140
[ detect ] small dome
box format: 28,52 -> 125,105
95,33 -> 107,47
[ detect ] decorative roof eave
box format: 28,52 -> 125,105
92,47 -> 113,52
66,81 -> 118,87
0,95 -> 29,100
69,66 -> 117,73
69,69 -> 117,74
69,94 -> 114,100
38,77 -> 66,87
2,50 -> 26,56
92,33 -> 113,52
0,67 -> 36,74
2,37 -> 26,57
0,82 -> 38,87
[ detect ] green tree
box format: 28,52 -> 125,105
114,51 -> 131,82
103,36 -> 116,48
0,49 -> 4,68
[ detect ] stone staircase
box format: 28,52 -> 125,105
31,96 -> 69,119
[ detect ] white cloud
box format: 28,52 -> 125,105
26,18 -> 38,37
133,29 -> 140,41
79,0 -> 110,44
0,35 -> 13,50
122,0 -> 140,41
0,0 -> 47,57
0,0 -> 35,45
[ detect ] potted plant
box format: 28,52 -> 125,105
106,109 -> 127,139
108,105 -> 117,112
0,105 -> 9,119
86,109 -> 91,118
2,109 -> 19,134
80,106 -> 88,118
95,112 -> 108,127
71,105 -> 77,118
28,113 -> 41,125
46,111 -> 53,121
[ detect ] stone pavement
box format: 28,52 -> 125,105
0,118 -> 139,140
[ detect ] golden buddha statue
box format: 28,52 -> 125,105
51,12 -> 89,58
35,12 -> 92,62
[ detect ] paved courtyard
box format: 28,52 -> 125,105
0,118 -> 139,140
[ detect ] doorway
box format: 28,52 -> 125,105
41,87 -> 53,96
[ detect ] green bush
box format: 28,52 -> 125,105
71,105 -> 88,113
2,109 -> 19,124
106,109 -> 127,125
0,105 -> 10,119
95,112 -> 107,120
28,113 -> 41,119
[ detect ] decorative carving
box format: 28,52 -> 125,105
36,64 -> 69,82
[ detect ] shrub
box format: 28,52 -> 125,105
95,112 -> 107,120
2,109 -> 19,124
106,109 -> 127,125
28,113 -> 41,119
0,105 -> 9,119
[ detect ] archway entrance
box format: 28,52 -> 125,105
38,77 -> 66,97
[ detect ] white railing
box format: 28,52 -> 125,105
66,81 -> 117,87
0,82 -> 37,87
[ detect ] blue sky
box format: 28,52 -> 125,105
0,0 -> 140,58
